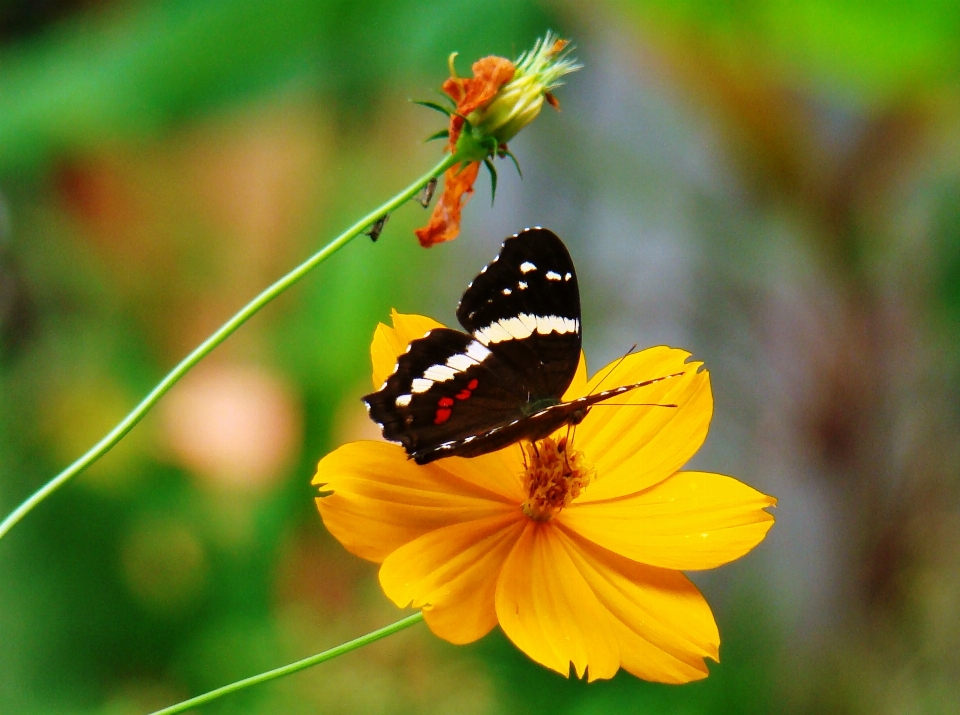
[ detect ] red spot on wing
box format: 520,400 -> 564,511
455,378 -> 480,401
438,397 -> 454,407
435,408 -> 452,424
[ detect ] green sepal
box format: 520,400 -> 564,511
433,89 -> 458,108
412,100 -> 452,116
484,158 -> 498,205
452,120 -> 510,165
501,148 -> 523,178
424,129 -> 450,143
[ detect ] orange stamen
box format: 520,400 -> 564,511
521,436 -> 594,521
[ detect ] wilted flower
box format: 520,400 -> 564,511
314,312 -> 776,683
415,33 -> 580,248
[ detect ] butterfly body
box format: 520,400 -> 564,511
364,228 -> 663,464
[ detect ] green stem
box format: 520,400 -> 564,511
149,612 -> 425,715
0,154 -> 457,542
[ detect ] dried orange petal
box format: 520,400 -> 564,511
413,161 -> 481,247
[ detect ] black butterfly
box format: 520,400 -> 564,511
364,227 -> 675,464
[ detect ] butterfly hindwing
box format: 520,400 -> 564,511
456,228 -> 581,399
364,328 -> 533,462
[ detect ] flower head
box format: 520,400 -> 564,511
467,34 -> 580,145
314,312 -> 776,683
415,33 -> 580,248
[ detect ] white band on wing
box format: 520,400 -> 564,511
474,314 -> 579,345
406,340 -> 493,394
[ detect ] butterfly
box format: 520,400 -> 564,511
364,227 -> 677,464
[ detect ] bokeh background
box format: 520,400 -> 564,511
1,1 -> 959,713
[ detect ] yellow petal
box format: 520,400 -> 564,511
439,445 -> 527,503
379,512 -> 524,644
559,471 -> 776,570
370,310 -> 444,388
558,527 -> 719,683
314,441 -> 516,563
495,522 -> 621,681
571,346 -> 712,501
561,351 -> 588,401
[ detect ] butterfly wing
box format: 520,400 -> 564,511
363,328 -> 533,463
456,227 -> 581,400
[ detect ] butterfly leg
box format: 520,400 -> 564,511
561,422 -> 574,471
569,420 -> 582,457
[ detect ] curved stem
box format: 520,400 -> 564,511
149,612 -> 424,715
0,154 -> 457,542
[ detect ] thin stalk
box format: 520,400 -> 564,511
149,612 -> 425,715
0,154 -> 457,542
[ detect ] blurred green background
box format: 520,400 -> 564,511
1,0 -> 959,713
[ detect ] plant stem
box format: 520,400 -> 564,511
0,154 -> 457,543
149,612 -> 425,715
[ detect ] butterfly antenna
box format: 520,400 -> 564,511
591,402 -> 678,407
585,344 -> 638,398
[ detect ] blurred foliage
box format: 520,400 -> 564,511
1,0 -> 960,713
0,0 -> 552,174
617,0 -> 960,105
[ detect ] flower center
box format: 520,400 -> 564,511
521,436 -> 594,521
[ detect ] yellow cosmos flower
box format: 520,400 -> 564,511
314,311 -> 776,683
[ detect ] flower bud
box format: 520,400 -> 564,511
468,33 -> 580,145
415,33 -> 580,248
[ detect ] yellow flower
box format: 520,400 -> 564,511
314,311 -> 776,683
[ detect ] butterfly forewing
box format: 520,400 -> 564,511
456,228 -> 581,400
